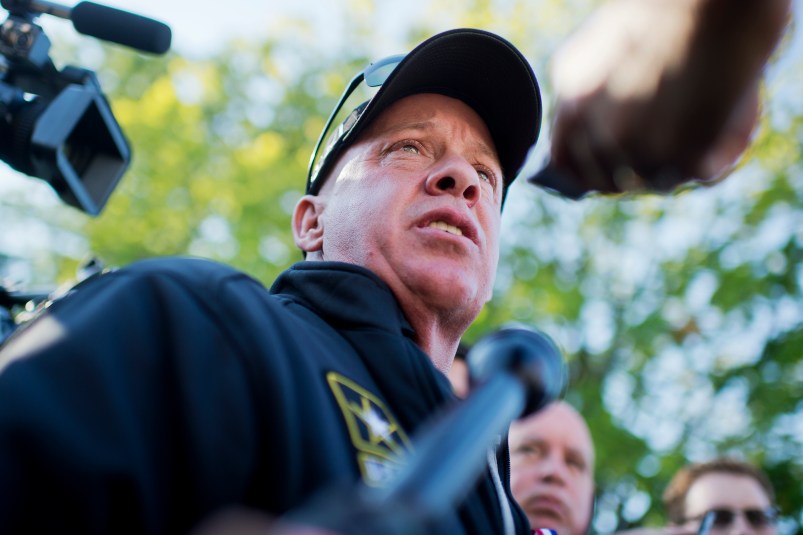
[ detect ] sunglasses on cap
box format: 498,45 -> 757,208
692,507 -> 779,534
306,53 -> 405,194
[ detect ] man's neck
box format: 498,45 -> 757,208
302,255 -> 478,372
402,303 -> 472,373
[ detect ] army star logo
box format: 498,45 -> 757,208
326,372 -> 412,487
361,405 -> 392,440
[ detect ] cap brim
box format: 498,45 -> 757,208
336,28 -> 542,203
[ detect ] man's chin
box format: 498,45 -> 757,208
403,263 -> 485,301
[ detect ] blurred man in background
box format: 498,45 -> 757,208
446,342 -> 471,398
664,459 -> 779,535
508,401 -> 596,535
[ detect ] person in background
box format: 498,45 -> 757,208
663,458 -> 779,535
446,341 -> 471,398
508,401 -> 596,535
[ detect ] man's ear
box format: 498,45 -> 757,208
293,194 -> 325,254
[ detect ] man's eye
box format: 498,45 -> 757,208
478,169 -> 490,183
401,144 -> 419,154
516,444 -> 545,457
567,456 -> 586,471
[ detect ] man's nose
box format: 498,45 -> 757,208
726,513 -> 755,535
424,155 -> 481,205
534,453 -> 568,484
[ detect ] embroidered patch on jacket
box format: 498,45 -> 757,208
326,371 -> 412,487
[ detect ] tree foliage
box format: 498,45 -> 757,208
1,1 -> 800,532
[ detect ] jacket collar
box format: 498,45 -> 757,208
269,261 -> 415,338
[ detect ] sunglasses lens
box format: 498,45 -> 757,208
704,508 -> 778,530
745,509 -> 775,528
364,54 -> 405,87
308,53 -> 407,192
712,510 -> 735,528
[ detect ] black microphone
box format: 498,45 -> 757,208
71,2 -> 171,54
467,324 -> 566,416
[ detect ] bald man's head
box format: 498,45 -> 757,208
509,402 -> 595,535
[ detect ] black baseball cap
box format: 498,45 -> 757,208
307,28 -> 542,206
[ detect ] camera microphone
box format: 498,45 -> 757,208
2,0 -> 172,54
71,2 -> 171,55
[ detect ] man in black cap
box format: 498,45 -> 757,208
0,28 -> 541,534
1,1 -> 791,527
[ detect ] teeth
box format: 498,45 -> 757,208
428,221 -> 463,236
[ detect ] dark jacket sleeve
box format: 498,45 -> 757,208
0,258 -> 264,534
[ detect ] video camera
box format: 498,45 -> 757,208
0,0 -> 170,343
0,0 -> 171,216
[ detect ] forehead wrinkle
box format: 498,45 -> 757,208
389,119 -> 433,134
366,118 -> 435,139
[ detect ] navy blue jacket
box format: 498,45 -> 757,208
0,257 -> 528,534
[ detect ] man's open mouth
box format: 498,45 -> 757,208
427,220 -> 464,236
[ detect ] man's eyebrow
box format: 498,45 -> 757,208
472,141 -> 500,168
514,436 -> 547,448
380,120 -> 436,136
380,120 -> 500,165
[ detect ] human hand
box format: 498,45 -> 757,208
530,0 -> 791,198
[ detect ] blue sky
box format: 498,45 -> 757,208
92,0 -> 803,59
76,0 -> 431,58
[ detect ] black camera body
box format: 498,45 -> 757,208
0,0 -> 170,215
0,18 -> 130,216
